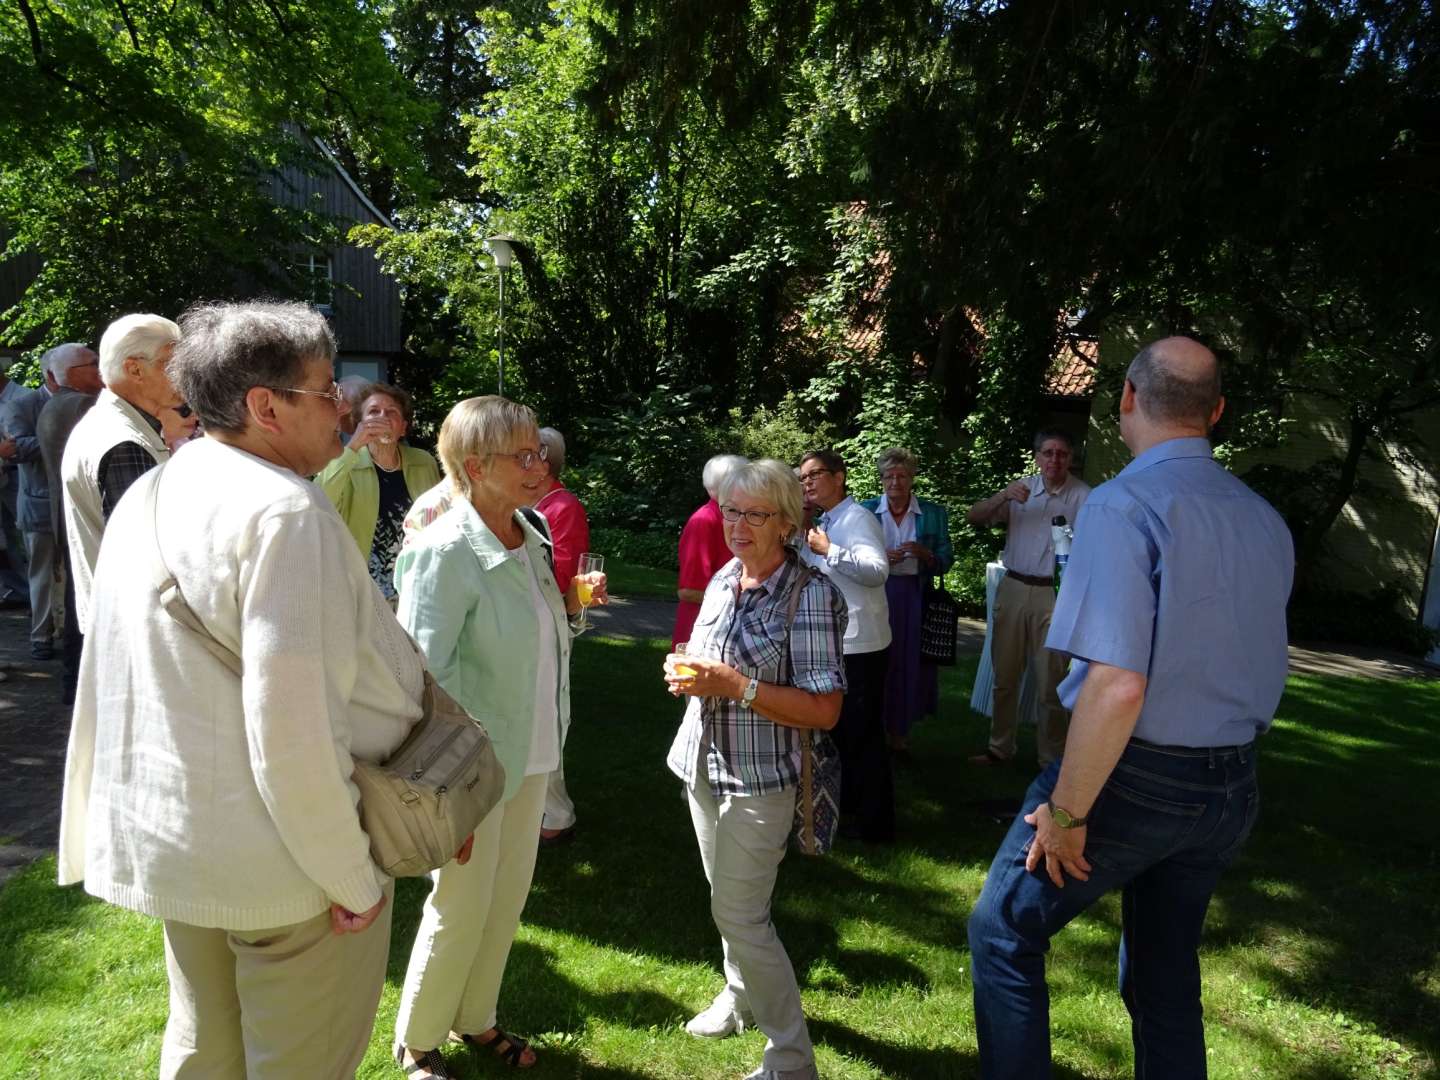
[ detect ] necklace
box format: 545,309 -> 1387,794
373,454 -> 401,474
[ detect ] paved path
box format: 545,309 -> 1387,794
0,607 -> 69,888
3,598 -> 1432,889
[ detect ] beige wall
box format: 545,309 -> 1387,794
1083,328 -> 1440,618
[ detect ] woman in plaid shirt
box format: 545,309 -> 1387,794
664,458 -> 848,1080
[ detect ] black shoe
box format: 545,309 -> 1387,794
539,824 -> 576,847
31,641 -> 55,661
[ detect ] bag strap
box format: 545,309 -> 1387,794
778,561 -> 822,853
145,465 -> 244,678
517,504 -> 557,579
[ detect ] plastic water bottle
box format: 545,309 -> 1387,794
1051,515 -> 1073,594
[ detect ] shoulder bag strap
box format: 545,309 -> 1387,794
778,563 -> 821,851
144,465 -> 243,678
517,504 -> 557,579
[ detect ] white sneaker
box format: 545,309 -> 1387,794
685,995 -> 748,1039
742,1064 -> 820,1080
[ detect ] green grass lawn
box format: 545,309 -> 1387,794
2,641 -> 1436,1078
604,559 -> 678,602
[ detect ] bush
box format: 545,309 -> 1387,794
1287,585 -> 1440,657
588,525 -> 681,570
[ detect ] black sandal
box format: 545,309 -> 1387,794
456,1027 -> 536,1069
394,1044 -> 454,1078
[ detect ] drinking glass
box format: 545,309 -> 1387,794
576,552 -> 603,630
672,642 -> 697,679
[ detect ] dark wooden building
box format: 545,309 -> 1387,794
1,133 -> 402,381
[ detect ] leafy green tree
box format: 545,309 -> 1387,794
0,0 -> 420,346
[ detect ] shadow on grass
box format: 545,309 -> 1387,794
549,639 -> 1440,1067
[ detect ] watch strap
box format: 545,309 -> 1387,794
1047,799 -> 1088,828
741,676 -> 759,705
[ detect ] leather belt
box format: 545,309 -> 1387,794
1004,568 -> 1053,587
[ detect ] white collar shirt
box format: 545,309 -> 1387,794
800,495 -> 891,654
878,495 -> 921,576
999,473 -> 1092,578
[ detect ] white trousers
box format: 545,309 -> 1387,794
395,771 -> 548,1051
24,530 -> 57,644
542,763 -> 576,830
687,777 -> 814,1073
160,883 -> 393,1080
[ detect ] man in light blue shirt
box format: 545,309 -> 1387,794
968,336 -> 1294,1079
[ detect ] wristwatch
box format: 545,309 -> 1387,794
741,677 -> 759,707
1047,800 -> 1088,829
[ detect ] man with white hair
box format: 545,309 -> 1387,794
37,343 -> 102,699
673,453 -> 748,649
0,345 -> 93,660
61,313 -> 181,631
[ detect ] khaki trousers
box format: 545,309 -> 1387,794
687,776 -> 814,1074
395,771 -> 548,1051
989,575 -> 1071,765
160,882 -> 393,1080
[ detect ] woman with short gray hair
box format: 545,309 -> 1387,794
663,458 -> 847,1080
673,452 -> 749,647
862,446 -> 954,753
59,300 -> 429,1077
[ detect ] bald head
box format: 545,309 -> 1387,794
1126,337 -> 1222,430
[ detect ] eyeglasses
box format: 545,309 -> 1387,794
720,505 -> 781,527
269,381 -> 344,405
798,468 -> 833,486
493,444 -> 549,470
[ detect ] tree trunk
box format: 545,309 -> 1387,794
1293,407 -> 1369,594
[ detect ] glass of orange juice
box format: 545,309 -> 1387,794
576,552 -> 603,629
672,642 -> 697,679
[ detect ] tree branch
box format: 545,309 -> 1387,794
112,0 -> 140,50
17,0 -> 119,113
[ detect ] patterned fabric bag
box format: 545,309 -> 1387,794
791,728 -> 842,856
778,566 -> 842,856
919,580 -> 960,666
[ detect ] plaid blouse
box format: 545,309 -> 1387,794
666,552 -> 849,797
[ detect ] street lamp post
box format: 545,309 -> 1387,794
484,235 -> 515,396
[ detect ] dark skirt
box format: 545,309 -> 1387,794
882,573 -> 939,736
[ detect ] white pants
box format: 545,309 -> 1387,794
24,530 -> 57,644
395,771 -> 548,1051
542,763 -> 576,831
687,777 -> 814,1074
160,883 -> 393,1080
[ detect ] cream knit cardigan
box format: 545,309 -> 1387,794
58,438 -> 424,930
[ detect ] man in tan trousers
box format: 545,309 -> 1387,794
967,430 -> 1090,766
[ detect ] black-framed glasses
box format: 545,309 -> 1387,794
494,444 -> 549,470
798,467 -> 833,485
720,504 -> 781,527
269,381 -> 344,404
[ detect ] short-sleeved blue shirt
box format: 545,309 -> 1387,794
1046,437 -> 1294,747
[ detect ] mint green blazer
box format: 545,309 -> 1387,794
394,499 -> 573,803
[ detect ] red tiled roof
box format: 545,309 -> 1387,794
1045,339 -> 1098,397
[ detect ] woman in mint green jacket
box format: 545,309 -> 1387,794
389,396 -> 606,1079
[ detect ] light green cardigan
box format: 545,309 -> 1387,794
315,443 -> 441,559
393,499 -> 574,803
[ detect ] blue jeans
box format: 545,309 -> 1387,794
968,739 -> 1260,1079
